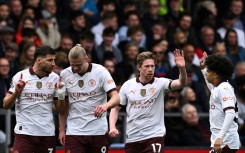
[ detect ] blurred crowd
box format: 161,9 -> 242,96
0,0 -> 245,150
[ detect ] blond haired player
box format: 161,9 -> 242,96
59,44 -> 119,153
109,50 -> 187,153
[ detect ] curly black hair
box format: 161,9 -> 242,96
205,55 -> 234,81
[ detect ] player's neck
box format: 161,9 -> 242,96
32,64 -> 47,78
139,76 -> 152,84
213,79 -> 223,87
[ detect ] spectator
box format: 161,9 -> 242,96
9,0 -> 23,30
196,25 -> 220,56
116,43 -> 139,80
224,28 -> 245,66
36,10 -> 61,49
66,10 -> 87,44
146,20 -> 168,50
3,42 -> 21,77
212,42 -> 227,57
0,26 -> 15,57
141,0 -> 164,37
180,103 -> 210,146
19,42 -> 35,69
181,86 -> 202,112
229,0 -> 245,31
15,17 -> 41,47
91,11 -> 119,46
118,25 -> 146,53
164,91 -> 183,146
217,11 -> 245,48
53,52 -> 68,75
95,27 -> 122,64
0,57 -> 11,108
152,44 -> 170,78
79,30 -> 99,63
56,34 -> 74,54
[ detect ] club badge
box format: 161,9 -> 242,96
140,89 -> 146,96
78,80 -> 84,88
36,82 -> 42,89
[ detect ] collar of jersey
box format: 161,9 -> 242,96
29,67 -> 49,79
72,63 -> 92,77
136,76 -> 155,86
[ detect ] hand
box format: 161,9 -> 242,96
92,103 -> 109,118
15,73 -> 26,94
213,138 -> 223,153
59,130 -> 66,146
56,77 -> 66,100
109,128 -> 119,137
56,77 -> 64,89
174,49 -> 185,69
200,52 -> 208,70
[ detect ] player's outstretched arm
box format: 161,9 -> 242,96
109,106 -> 121,137
3,73 -> 26,109
171,49 -> 187,91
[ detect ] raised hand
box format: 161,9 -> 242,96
200,52 -> 208,70
15,73 -> 26,94
174,49 -> 185,69
56,77 -> 64,89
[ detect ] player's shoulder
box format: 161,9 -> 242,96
49,71 -> 59,78
91,63 -> 106,71
217,82 -> 233,92
154,77 -> 171,84
218,82 -> 232,88
60,67 -> 72,75
13,69 -> 29,78
123,77 -> 137,86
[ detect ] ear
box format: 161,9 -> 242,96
85,55 -> 89,62
137,64 -> 141,70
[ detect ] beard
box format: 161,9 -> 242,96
42,66 -> 53,74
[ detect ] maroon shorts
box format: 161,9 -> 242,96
13,133 -> 56,153
65,134 -> 109,153
125,136 -> 165,153
210,145 -> 238,153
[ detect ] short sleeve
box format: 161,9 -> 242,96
219,86 -> 236,111
101,68 -> 116,92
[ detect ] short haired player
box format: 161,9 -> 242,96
58,44 -> 120,153
200,52 -> 240,153
109,50 -> 187,153
3,46 -> 66,153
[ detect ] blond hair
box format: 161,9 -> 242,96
137,51 -> 156,66
68,44 -> 87,60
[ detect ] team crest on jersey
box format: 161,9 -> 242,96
88,79 -> 96,87
140,89 -> 146,96
149,87 -> 156,95
78,80 -> 84,88
36,82 -> 42,89
45,82 -> 53,89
